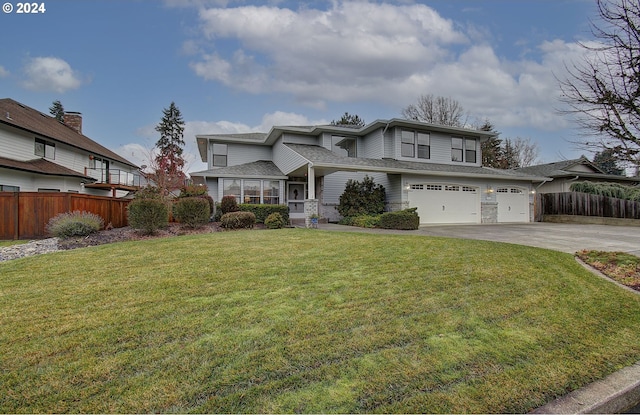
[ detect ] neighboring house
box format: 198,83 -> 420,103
516,156 -> 639,193
0,98 -> 141,197
191,119 -> 549,225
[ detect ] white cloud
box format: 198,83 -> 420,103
0,65 -> 9,78
191,2 -> 466,101
186,1 -> 596,133
22,57 -> 84,93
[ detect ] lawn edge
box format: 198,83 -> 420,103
574,257 -> 640,295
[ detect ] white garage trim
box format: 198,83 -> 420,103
496,187 -> 529,222
408,183 -> 481,224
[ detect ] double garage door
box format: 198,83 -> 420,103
408,184 -> 529,224
408,184 -> 480,224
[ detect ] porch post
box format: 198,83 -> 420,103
305,164 -> 319,228
307,164 -> 315,199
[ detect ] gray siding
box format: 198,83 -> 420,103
225,143 -> 272,167
273,139 -> 309,175
384,128 -> 395,159
361,129 -> 384,159
282,133 -> 319,145
322,171 -> 391,205
385,174 -> 405,211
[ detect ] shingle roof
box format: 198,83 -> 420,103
285,144 -> 548,181
0,98 -> 137,168
515,156 -> 601,177
0,156 -> 95,180
190,160 -> 287,178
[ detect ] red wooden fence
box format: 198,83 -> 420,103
0,192 -> 130,240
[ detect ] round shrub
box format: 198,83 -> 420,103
179,184 -> 214,214
127,198 -> 169,235
46,210 -> 104,238
220,195 -> 239,214
264,212 -> 286,229
378,208 -> 420,230
173,197 -> 210,228
220,211 -> 256,230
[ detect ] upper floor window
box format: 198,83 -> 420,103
417,132 -> 430,159
401,130 -> 414,157
451,137 -> 476,163
332,136 -> 356,157
402,130 -> 430,159
213,143 -> 228,167
35,138 -> 55,159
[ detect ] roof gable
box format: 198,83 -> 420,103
0,98 -> 137,168
516,156 -> 605,177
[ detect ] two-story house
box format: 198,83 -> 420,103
0,98 -> 141,197
190,119 -> 549,225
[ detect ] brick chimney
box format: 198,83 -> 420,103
63,111 -> 82,134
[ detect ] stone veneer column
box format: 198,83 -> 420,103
304,199 -> 319,228
481,201 -> 498,223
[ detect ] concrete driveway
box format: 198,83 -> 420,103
320,222 -> 640,255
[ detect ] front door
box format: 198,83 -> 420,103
287,183 -> 306,218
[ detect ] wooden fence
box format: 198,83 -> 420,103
539,192 -> 640,220
0,192 -> 130,240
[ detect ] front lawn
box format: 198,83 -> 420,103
2,229 -> 640,413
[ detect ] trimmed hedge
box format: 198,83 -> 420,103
378,208 -> 420,230
238,204 -> 289,224
173,197 -> 210,228
339,208 -> 420,230
339,215 -> 380,228
127,198 -> 169,235
220,211 -> 256,230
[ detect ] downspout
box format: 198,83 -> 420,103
381,121 -> 391,158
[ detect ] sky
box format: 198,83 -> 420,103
0,0 -> 600,173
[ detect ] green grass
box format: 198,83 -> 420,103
0,240 -> 27,247
2,229 -> 640,413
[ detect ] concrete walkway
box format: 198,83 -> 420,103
317,221 -> 640,413
318,222 -> 640,255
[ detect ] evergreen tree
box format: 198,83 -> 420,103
49,100 -> 64,122
331,112 -> 365,127
593,148 -> 624,175
478,119 -> 504,168
153,102 -> 186,194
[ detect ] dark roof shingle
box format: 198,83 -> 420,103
0,98 -> 137,168
0,156 -> 95,180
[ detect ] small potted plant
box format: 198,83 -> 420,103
309,213 -> 320,228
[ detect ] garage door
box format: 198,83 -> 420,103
408,184 -> 480,224
496,187 -> 528,222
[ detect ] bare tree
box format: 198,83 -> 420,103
401,94 -> 468,127
512,137 -> 540,167
558,0 -> 640,169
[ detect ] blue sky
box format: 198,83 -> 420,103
0,0 -> 598,173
